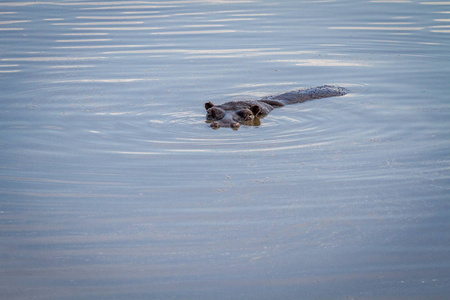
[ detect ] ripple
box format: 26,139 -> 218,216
2,56 -> 105,62
49,65 -> 95,69
329,26 -> 424,31
52,21 -> 145,25
55,39 -> 112,42
51,44 -> 158,49
76,14 -> 162,20
0,20 -> 30,25
0,70 -> 20,73
420,2 -> 450,4
101,87 -> 363,157
52,78 -> 158,83
71,27 -> 160,30
59,33 -> 109,35
80,5 -> 177,11
271,59 -> 372,67
150,29 -> 237,35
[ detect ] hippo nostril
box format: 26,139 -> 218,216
231,122 -> 240,129
210,122 -> 220,129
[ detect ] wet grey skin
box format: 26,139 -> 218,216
205,85 -> 347,129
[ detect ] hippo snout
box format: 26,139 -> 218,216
210,120 -> 240,130
207,110 -> 242,129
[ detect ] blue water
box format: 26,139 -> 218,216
1,0 -> 449,299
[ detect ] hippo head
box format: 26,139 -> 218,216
205,102 -> 261,129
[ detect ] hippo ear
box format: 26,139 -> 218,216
205,102 -> 214,110
250,105 -> 261,116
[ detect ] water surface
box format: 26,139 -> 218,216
1,0 -> 449,299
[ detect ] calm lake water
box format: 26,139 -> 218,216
1,0 -> 449,299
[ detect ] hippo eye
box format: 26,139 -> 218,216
236,109 -> 254,121
250,105 -> 261,116
208,107 -> 225,120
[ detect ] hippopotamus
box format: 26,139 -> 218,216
205,85 -> 347,129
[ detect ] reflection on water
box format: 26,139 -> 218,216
1,0 -> 450,299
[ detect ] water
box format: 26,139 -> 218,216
1,0 -> 449,299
